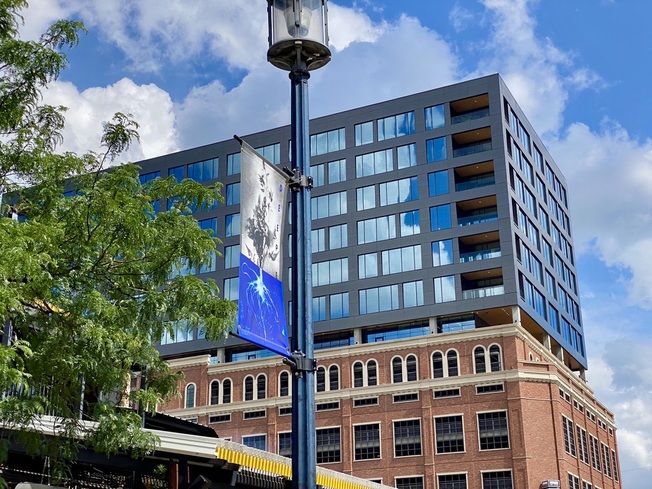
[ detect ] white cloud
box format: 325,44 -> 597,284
42,78 -> 178,162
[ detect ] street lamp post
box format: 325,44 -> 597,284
266,2 -> 331,489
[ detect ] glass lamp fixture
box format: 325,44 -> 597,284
267,0 -> 331,71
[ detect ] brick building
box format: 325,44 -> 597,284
139,74 -> 620,489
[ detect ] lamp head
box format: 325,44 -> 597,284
267,0 -> 331,71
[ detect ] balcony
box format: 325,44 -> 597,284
455,161 -> 495,191
457,196 -> 498,227
452,127 -> 492,158
459,231 -> 501,263
451,93 -> 490,124
461,268 -> 504,299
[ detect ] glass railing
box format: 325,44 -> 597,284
462,285 -> 505,299
451,107 -> 490,124
459,249 -> 501,263
458,212 -> 498,226
453,141 -> 492,157
455,175 -> 496,191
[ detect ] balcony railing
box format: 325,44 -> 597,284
462,285 -> 505,300
453,140 -> 492,158
451,107 -> 490,124
458,212 -> 498,226
460,248 -> 501,263
455,174 -> 496,192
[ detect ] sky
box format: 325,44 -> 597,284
18,0 -> 652,486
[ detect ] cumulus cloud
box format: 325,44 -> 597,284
42,78 -> 178,162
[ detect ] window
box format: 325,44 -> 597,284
312,191 -> 347,219
425,104 -> 445,130
227,152 -> 240,175
224,245 -> 239,269
256,143 -> 281,164
358,215 -> 397,244
378,111 -> 415,141
568,474 -> 580,489
222,379 -> 231,403
432,240 -> 453,266
354,423 -> 381,460
437,474 -> 467,489
379,177 -> 419,206
391,354 -> 418,383
311,128 -> 345,156
474,346 -> 486,373
353,360 -> 378,387
447,350 -> 459,376
225,213 -> 240,237
316,427 -> 341,463
329,223 -> 348,249
359,253 -> 378,280
185,383 -> 196,409
432,352 -> 444,378
430,204 -> 452,231
489,345 -> 502,371
312,258 -> 348,286
478,411 -> 509,450
381,245 -> 421,274
482,471 -> 513,489
316,365 -> 339,392
434,275 -> 456,303
428,170 -> 449,196
328,159 -> 346,183
357,185 -> 376,210
210,380 -> 220,405
278,432 -> 292,458
395,477 -> 423,489
355,121 -> 373,146
602,443 -> 612,478
140,170 -> 161,184
562,416 -> 576,456
187,158 -> 218,182
427,137 -> 447,162
355,149 -> 393,177
394,419 -> 422,457
435,415 -> 465,453
312,163 -> 325,187
612,449 -> 619,481
432,350 -> 459,378
359,285 -> 399,314
576,426 -> 589,464
330,292 -> 349,319
279,371 -> 290,397
400,210 -> 420,236
242,435 -> 266,451
223,277 -> 238,301
397,143 -> 417,168
313,296 -> 326,321
243,374 -> 266,401
403,280 -> 424,308
225,182 -> 240,205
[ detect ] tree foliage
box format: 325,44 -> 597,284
0,0 -> 237,475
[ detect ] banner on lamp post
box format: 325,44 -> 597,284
234,137 -> 290,358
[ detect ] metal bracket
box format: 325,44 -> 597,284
282,167 -> 313,191
283,350 -> 317,374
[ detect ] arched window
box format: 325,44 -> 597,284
210,380 -> 219,405
432,351 -> 444,378
447,350 -> 459,377
392,357 -> 403,383
489,344 -> 502,372
222,379 -> 232,403
279,371 -> 290,397
244,376 -> 254,401
353,361 -> 364,388
185,383 -> 195,409
316,366 -> 327,392
256,374 -> 267,400
329,365 -> 339,391
474,346 -> 487,374
367,360 -> 378,386
406,354 -> 418,381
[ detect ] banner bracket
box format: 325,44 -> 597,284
283,167 -> 313,191
283,350 -> 317,374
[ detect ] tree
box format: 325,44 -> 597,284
0,0 -> 236,480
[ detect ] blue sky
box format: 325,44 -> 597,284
21,0 -> 652,486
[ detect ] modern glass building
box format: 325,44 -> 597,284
144,73 -> 586,374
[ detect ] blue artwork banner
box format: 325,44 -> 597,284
234,138 -> 290,358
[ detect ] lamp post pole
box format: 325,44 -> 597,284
266,3 -> 331,489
